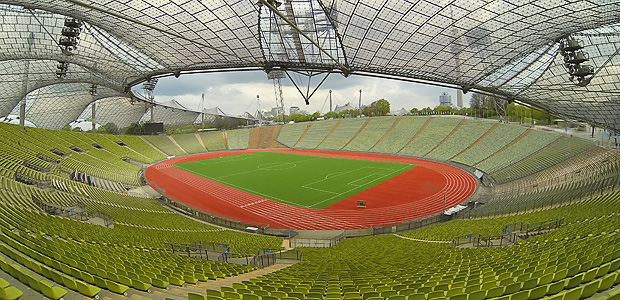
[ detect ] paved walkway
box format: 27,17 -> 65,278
392,233 -> 451,244
160,264 -> 293,298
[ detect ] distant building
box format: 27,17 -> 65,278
439,92 -> 453,107
290,106 -> 301,114
334,102 -> 355,113
390,108 -> 409,116
263,107 -> 283,119
456,90 -> 464,108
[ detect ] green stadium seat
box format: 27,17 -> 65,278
243,294 -> 261,300
406,293 -> 425,300
254,290 -> 271,296
486,286 -> 505,298
152,277 -> 169,289
76,280 -> 101,297
609,289 -> 620,300
380,290 -> 397,298
0,285 -> 23,300
598,272 -> 616,292
504,282 -> 521,295
0,278 -> 8,289
564,274 -> 583,289
468,290 -> 486,300
562,288 -> 581,300
582,268 -> 598,283
106,280 -> 129,295
39,280 -> 67,300
188,292 -> 207,300
224,291 -> 243,300
510,290 -> 529,300
447,294 -> 467,300
527,285 -> 547,300
537,273 -> 554,286
546,281 -> 564,296
581,280 -> 600,298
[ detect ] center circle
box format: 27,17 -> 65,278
257,162 -> 297,170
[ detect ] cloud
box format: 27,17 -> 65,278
154,71 -> 466,116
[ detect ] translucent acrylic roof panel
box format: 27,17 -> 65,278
25,83 -> 121,129
1,0 -> 620,131
259,0 -> 346,66
141,105 -> 201,130
78,97 -> 148,131
195,109 -> 253,128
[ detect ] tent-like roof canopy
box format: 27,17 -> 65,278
1,0 -> 620,131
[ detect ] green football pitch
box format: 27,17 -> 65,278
173,151 -> 416,209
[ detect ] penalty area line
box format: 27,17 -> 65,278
306,165 -> 411,208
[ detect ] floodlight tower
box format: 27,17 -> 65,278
88,84 -> 97,133
256,95 -> 262,127
142,78 -> 158,122
268,70 -> 286,122
329,90 -> 333,112
19,32 -> 34,126
197,93 -> 206,127
358,89 -> 362,111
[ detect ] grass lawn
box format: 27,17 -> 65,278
174,151 -> 415,209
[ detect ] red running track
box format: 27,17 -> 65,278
145,149 -> 477,230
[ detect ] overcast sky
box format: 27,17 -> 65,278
153,71 -> 470,117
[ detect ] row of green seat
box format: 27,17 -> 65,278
227,129 -> 251,150
343,117 -> 399,152
399,117 -> 462,157
294,119 -> 340,149
199,131 -> 227,151
172,133 -> 205,154
318,118 -> 368,150
143,135 -> 186,156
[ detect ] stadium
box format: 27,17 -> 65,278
0,1 -> 620,300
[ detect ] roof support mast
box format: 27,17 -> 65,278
258,0 -> 347,106
257,0 -> 349,73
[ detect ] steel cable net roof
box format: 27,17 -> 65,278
1,0 -> 620,131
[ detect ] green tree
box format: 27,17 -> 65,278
324,111 -> 338,119
102,122 -> 118,135
434,105 -> 452,115
125,123 -> 144,135
375,99 -> 390,116
96,126 -> 107,134
286,113 -> 306,123
362,99 -> 390,116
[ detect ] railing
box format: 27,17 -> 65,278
165,241 -> 230,263
165,242 -> 302,268
451,218 -> 563,248
503,218 -> 564,239
93,210 -> 114,227
23,160 -> 51,174
32,196 -> 88,221
36,153 -> 61,165
290,232 -> 345,248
